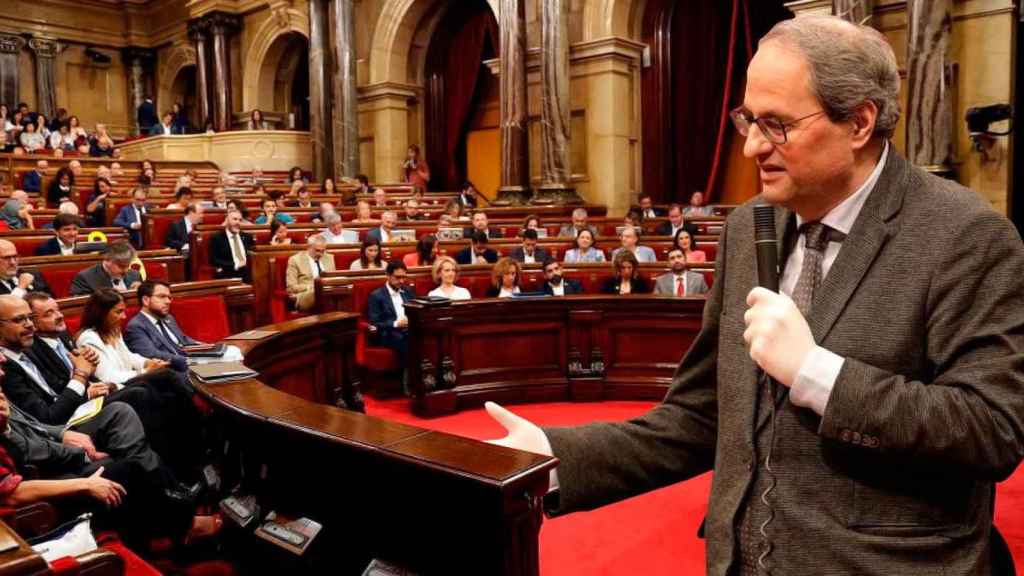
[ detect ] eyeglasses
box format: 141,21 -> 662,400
0,314 -> 32,326
729,108 -> 827,145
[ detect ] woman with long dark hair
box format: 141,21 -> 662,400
349,238 -> 384,271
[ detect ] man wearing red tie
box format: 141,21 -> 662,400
654,248 -> 708,297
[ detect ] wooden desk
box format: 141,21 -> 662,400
194,313 -> 557,574
405,295 -> 706,416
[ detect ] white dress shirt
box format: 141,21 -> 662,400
548,282 -> 565,296
58,240 -> 75,256
141,310 -> 180,346
388,284 -> 407,328
2,346 -> 85,397
522,251 -> 536,264
308,254 -> 323,279
787,142 -> 889,416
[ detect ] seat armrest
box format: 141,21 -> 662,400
0,503 -> 57,539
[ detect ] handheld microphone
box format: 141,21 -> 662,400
753,205 -> 779,291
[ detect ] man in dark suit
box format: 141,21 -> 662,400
149,112 -> 179,136
0,240 -> 51,297
124,281 -> 199,372
462,211 -> 503,241
137,97 -> 158,133
654,203 -> 699,239
455,232 -> 498,265
486,16 -> 1024,575
638,195 -> 664,219
541,259 -> 582,296
35,213 -> 80,257
70,241 -> 142,296
366,210 -> 398,244
457,181 -> 480,209
509,229 -> 550,264
210,209 -> 255,281
367,261 -> 415,389
21,160 -> 47,194
165,204 -> 204,254
113,188 -> 150,248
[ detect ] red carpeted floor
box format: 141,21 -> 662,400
365,397 -> 1024,575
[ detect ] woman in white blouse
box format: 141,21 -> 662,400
428,256 -> 471,300
76,288 -> 170,385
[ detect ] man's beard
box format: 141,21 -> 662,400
672,265 -> 687,274
548,274 -> 563,286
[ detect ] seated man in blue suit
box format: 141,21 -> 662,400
367,261 -> 415,392
123,281 -> 200,372
541,259 -> 583,296
21,160 -> 47,194
113,188 -> 150,248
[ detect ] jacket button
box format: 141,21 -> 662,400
840,429 -> 852,443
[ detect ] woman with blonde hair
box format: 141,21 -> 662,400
486,257 -> 521,298
428,256 -> 470,300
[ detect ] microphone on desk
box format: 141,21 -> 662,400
753,204 -> 779,292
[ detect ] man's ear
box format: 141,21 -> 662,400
849,101 -> 879,150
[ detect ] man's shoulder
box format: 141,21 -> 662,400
124,313 -> 150,331
286,251 -> 305,264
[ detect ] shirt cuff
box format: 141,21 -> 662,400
10,287 -> 25,298
789,346 -> 844,416
66,379 -> 86,396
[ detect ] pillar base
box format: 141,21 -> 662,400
495,185 -> 533,206
533,182 -> 583,205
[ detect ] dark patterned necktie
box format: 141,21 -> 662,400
791,222 -> 832,316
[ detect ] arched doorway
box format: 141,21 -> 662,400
256,32 -> 310,130
641,0 -> 790,204
423,0 -> 499,191
169,65 -> 197,132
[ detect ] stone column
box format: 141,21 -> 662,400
0,35 -> 24,111
833,0 -> 873,23
308,0 -> 334,182
208,13 -> 240,132
536,0 -> 581,203
905,0 -> 954,176
330,0 -> 359,179
123,47 -> 155,134
27,37 -> 62,120
188,21 -> 212,130
495,0 -> 531,205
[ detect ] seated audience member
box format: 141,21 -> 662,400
455,231 -> 498,265
654,248 -> 709,297
445,199 -> 468,222
522,214 -> 542,234
286,235 -> 335,311
639,194 -> 664,219
166,187 -> 193,210
673,228 -> 706,263
68,160 -> 84,179
683,191 -> 713,217
602,250 -> 649,295
210,210 -> 255,280
150,112 -> 179,136
22,160 -> 47,194
320,212 -> 358,244
372,187 -> 388,208
34,114 -> 51,143
174,174 -> 192,194
18,121 -> 45,153
404,235 -> 438,267
464,211 -> 502,241
366,210 -> 398,244
206,186 -> 229,209
109,162 -> 124,180
510,229 -> 550,264
403,198 -> 427,221
225,200 -> 253,225
486,258 -> 521,298
458,181 -> 480,208
349,238 -> 384,271
558,208 -> 599,238
611,226 -> 657,263
321,176 -> 339,197
122,281 -> 200,371
85,177 -> 113,227
90,133 -> 116,158
288,166 -> 306,184
247,109 -> 269,131
57,201 -> 79,217
623,206 -> 643,228
35,213 -> 80,256
352,200 -> 376,224
352,174 -> 374,200
49,123 -> 74,152
563,229 -> 605,263
70,241 -> 143,296
542,259 -> 583,296
367,261 -> 415,383
113,188 -> 151,248
75,289 -> 171,386
269,220 -> 292,245
436,214 -> 454,233
0,240 -> 51,296
428,257 -> 471,300
289,185 -> 314,209
1,190 -> 34,230
254,197 -> 294,225
655,203 -> 699,238
312,202 -> 334,225
46,167 -> 74,208
165,203 -> 204,254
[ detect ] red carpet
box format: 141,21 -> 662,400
366,397 -> 1024,575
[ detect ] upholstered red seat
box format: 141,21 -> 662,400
269,256 -> 305,324
170,295 -> 231,342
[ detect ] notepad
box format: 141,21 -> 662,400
189,362 -> 258,384
64,397 -> 104,430
228,330 -> 278,341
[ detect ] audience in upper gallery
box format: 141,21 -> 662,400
372,187 -> 388,208
166,187 -> 194,210
602,250 -> 649,295
464,211 -> 503,241
445,199 -> 468,222
349,238 -> 385,271
113,187 -> 151,248
269,220 -> 292,246
210,210 -> 255,281
89,124 -> 118,157
320,212 -> 359,244
367,261 -> 415,387
205,186 -> 229,209
457,181 -> 481,209
563,228 -> 605,263
673,228 -> 706,263
510,229 -> 550,265
254,196 -> 295,225
0,240 -> 51,296
486,257 -> 522,298
137,96 -> 158,132
46,166 -> 74,207
289,185 -> 314,209
367,210 -> 398,244
654,203 -> 698,238
522,214 -> 543,235
654,248 -> 709,298
34,114 -> 51,142
49,122 -> 75,151
455,231 -> 498,266
67,116 -> 88,149
36,213 -> 80,256
286,235 -> 335,311
428,256 -> 471,301
558,208 -> 599,238
247,108 -> 270,131
171,102 -> 189,134
542,259 -> 584,296
682,191 -> 713,217
85,177 -> 113,227
70,241 -> 143,296
403,198 -> 428,221
612,226 -> 657,263
404,235 -> 438,268
2,190 -> 34,230
165,203 -> 204,255
18,121 -> 45,153
401,144 -> 430,192
123,281 -> 208,372
22,160 -> 47,194
352,199 -> 376,224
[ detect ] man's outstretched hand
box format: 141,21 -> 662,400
484,402 -> 553,457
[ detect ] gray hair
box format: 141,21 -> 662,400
761,15 -> 901,139
325,212 -> 342,225
105,240 -> 136,263
572,208 -> 589,219
308,234 -> 328,247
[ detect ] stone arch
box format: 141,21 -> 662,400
242,9 -> 309,112
582,0 -> 644,41
157,43 -> 197,114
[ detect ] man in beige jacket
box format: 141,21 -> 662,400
286,234 -> 335,311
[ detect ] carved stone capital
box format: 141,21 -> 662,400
121,46 -> 156,63
27,37 -> 62,59
203,12 -> 242,36
187,18 -> 211,41
0,34 -> 25,55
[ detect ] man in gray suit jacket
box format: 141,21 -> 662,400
124,281 -> 200,372
70,241 -> 143,296
486,16 -> 1024,575
653,248 -> 708,296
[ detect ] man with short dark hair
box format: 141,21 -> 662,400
70,241 -> 142,296
654,204 -> 699,238
166,187 -> 193,210
35,213 -> 80,257
463,211 -> 503,241
113,188 -> 150,248
639,195 -> 663,219
403,199 -> 427,221
123,281 -> 201,372
150,112 -> 177,136
367,261 -> 416,391
0,240 -> 50,297
541,260 -> 583,296
509,229 -> 550,264
455,231 -> 498,265
165,203 -> 204,254
654,248 -> 708,297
